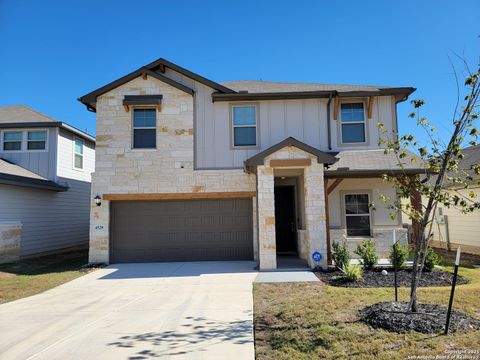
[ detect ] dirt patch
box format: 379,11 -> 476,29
315,268 -> 469,288
360,302 -> 480,333
0,272 -> 16,279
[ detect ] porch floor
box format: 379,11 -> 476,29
276,255 -> 309,270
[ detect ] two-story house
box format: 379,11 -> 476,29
79,58 -> 423,269
0,105 -> 95,263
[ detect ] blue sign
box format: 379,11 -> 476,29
312,251 -> 322,263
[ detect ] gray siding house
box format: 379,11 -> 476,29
79,58 -> 424,269
0,105 -> 95,263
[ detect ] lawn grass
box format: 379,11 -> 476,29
254,253 -> 480,359
0,248 -> 88,304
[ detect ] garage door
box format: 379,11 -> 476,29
110,199 -> 253,263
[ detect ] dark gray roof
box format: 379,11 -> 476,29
325,150 -> 427,177
0,159 -> 68,191
245,137 -> 336,166
0,105 -> 95,143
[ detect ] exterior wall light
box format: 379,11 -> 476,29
94,194 -> 102,206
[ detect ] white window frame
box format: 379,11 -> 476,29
1,130 -> 24,152
339,101 -> 368,145
343,192 -> 372,238
26,130 -> 48,152
0,129 -> 48,152
231,104 -> 259,149
73,136 -> 84,171
131,107 -> 157,150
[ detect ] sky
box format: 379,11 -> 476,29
0,0 -> 478,145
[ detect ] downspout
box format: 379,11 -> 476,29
327,94 -> 333,150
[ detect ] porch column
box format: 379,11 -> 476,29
304,163 -> 328,268
257,165 -> 276,270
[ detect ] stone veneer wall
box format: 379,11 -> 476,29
0,222 -> 21,264
330,227 -> 408,259
257,146 -> 328,269
89,76 -> 256,263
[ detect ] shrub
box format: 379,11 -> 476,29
354,239 -> 379,269
332,241 -> 351,269
389,243 -> 408,269
340,264 -> 363,282
424,246 -> 440,272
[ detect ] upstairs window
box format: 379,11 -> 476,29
340,103 -> 366,143
74,138 -> 84,170
232,105 -> 257,147
27,131 -> 47,150
3,131 -> 22,151
133,109 -> 156,149
345,193 -> 371,237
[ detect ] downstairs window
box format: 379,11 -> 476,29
344,193 -> 371,237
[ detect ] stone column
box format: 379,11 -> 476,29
304,163 -> 328,268
257,165 -> 276,269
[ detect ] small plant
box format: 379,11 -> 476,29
389,243 -> 408,269
332,241 -> 351,269
354,239 -> 378,269
340,264 -> 363,282
424,247 -> 440,272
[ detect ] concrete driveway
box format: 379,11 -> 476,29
0,262 -> 259,360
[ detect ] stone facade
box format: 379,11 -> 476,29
330,227 -> 408,260
257,146 -> 328,269
0,222 -> 21,264
89,76 -> 255,263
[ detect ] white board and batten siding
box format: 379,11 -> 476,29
159,68 -> 396,169
0,127 -> 58,179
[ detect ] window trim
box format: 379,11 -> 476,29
73,136 -> 84,171
26,130 -> 48,152
230,103 -> 259,150
1,129 -> 49,152
341,190 -> 373,238
131,107 -> 157,150
337,100 -> 369,146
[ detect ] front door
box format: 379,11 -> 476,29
274,186 -> 297,254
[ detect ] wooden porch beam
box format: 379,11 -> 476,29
333,96 -> 340,120
103,191 -> 257,201
327,178 -> 343,195
324,181 -> 332,265
367,96 -> 374,119
123,104 -> 129,112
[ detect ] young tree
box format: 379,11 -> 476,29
378,61 -> 480,312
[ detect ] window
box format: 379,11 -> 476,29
27,131 -> 47,150
133,109 -> 156,149
340,103 -> 366,143
2,131 -> 22,151
345,194 -> 371,237
74,138 -> 84,170
232,105 -> 257,147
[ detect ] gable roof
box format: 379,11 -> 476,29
0,105 -> 95,143
0,158 -> 68,191
78,58 -> 235,112
245,137 -> 336,167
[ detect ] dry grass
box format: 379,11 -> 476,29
254,261 -> 480,359
0,249 -> 88,304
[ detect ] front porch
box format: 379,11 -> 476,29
246,138 -> 419,271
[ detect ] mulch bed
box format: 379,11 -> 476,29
315,268 -> 469,288
360,302 -> 480,333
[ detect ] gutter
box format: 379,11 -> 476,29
327,94 -> 333,150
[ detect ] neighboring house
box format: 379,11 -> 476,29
429,145 -> 480,255
79,57 -> 423,269
0,105 -> 95,263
